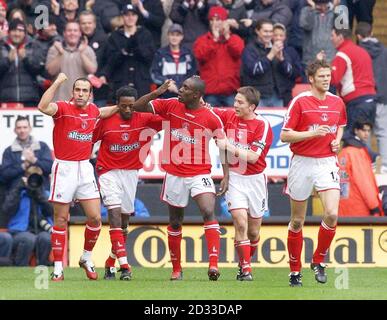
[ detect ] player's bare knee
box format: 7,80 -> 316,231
87,216 -> 101,227
235,222 -> 248,236
290,218 -> 304,231
248,229 -> 260,240
201,208 -> 215,222
324,213 -> 338,227
54,216 -> 67,229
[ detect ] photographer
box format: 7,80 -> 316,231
0,166 -> 54,266
1,116 -> 53,191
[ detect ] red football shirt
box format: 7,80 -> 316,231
150,98 -> 225,177
52,101 -> 100,161
93,112 -> 163,175
214,108 -> 273,175
282,92 -> 347,157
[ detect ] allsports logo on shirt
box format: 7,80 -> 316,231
68,131 -> 92,142
171,129 -> 197,144
110,143 -> 140,152
308,124 -> 338,133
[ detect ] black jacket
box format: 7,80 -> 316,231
103,26 -> 156,96
241,39 -> 302,105
359,38 -> 387,104
0,38 -> 41,104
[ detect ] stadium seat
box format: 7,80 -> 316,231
292,84 -> 311,98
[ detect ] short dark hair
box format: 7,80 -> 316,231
333,26 -> 352,39
116,86 -> 138,102
237,86 -> 260,106
15,115 -> 30,127
306,59 -> 331,78
353,118 -> 373,133
79,10 -> 96,23
73,77 -> 92,92
64,20 -> 80,31
255,18 -> 273,31
355,22 -> 372,38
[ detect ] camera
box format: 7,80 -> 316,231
39,219 -> 53,233
27,173 -> 44,189
25,166 -> 44,190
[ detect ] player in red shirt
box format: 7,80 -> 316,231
132,77 -> 229,281
214,86 -> 273,281
280,60 -> 347,286
37,73 -> 118,281
92,86 -> 163,281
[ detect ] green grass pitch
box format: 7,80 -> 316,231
1,267 -> 387,300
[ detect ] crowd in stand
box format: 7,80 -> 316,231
0,0 -> 386,267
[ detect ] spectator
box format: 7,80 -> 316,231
0,165 -> 54,266
6,0 -> 39,36
130,0 -> 166,48
50,0 -> 83,35
346,0 -> 375,29
286,0 -> 306,59
241,0 -> 293,33
272,22 -> 302,106
1,116 -> 53,190
83,0 -> 122,33
0,19 -> 41,106
151,23 -> 197,98
194,6 -> 244,106
79,10 -> 109,107
338,119 -> 383,217
241,19 -> 297,107
103,4 -> 155,97
46,21 -> 97,101
31,15 -> 63,94
0,0 -> 8,41
212,0 -> 249,41
299,0 -> 337,67
327,26 -> 377,140
355,22 -> 387,174
170,0 -> 210,50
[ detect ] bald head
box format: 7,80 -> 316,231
188,76 -> 206,96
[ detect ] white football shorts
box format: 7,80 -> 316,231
225,171 -> 268,218
161,173 -> 216,207
49,159 -> 100,203
98,169 -> 139,215
285,155 -> 340,201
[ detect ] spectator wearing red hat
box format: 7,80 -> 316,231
0,0 -> 8,41
0,18 -> 41,106
193,5 -> 244,107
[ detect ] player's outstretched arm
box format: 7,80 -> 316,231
99,105 -> 119,119
38,73 -> 67,116
217,138 -> 260,164
280,125 -> 331,143
132,79 -> 175,113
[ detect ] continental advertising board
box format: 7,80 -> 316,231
69,225 -> 387,268
0,108 -> 291,178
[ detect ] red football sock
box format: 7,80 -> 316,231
313,221 -> 336,264
287,226 -> 303,273
235,240 -> 251,273
204,221 -> 220,268
250,237 -> 260,258
84,223 -> 101,252
51,226 -> 66,263
167,225 -> 182,272
105,251 -> 116,268
110,228 -> 129,269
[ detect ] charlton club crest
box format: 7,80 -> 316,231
122,133 -> 129,141
321,113 -> 329,122
81,121 -> 88,129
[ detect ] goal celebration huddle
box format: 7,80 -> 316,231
37,58 -> 346,287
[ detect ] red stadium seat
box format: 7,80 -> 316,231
292,84 -> 311,98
